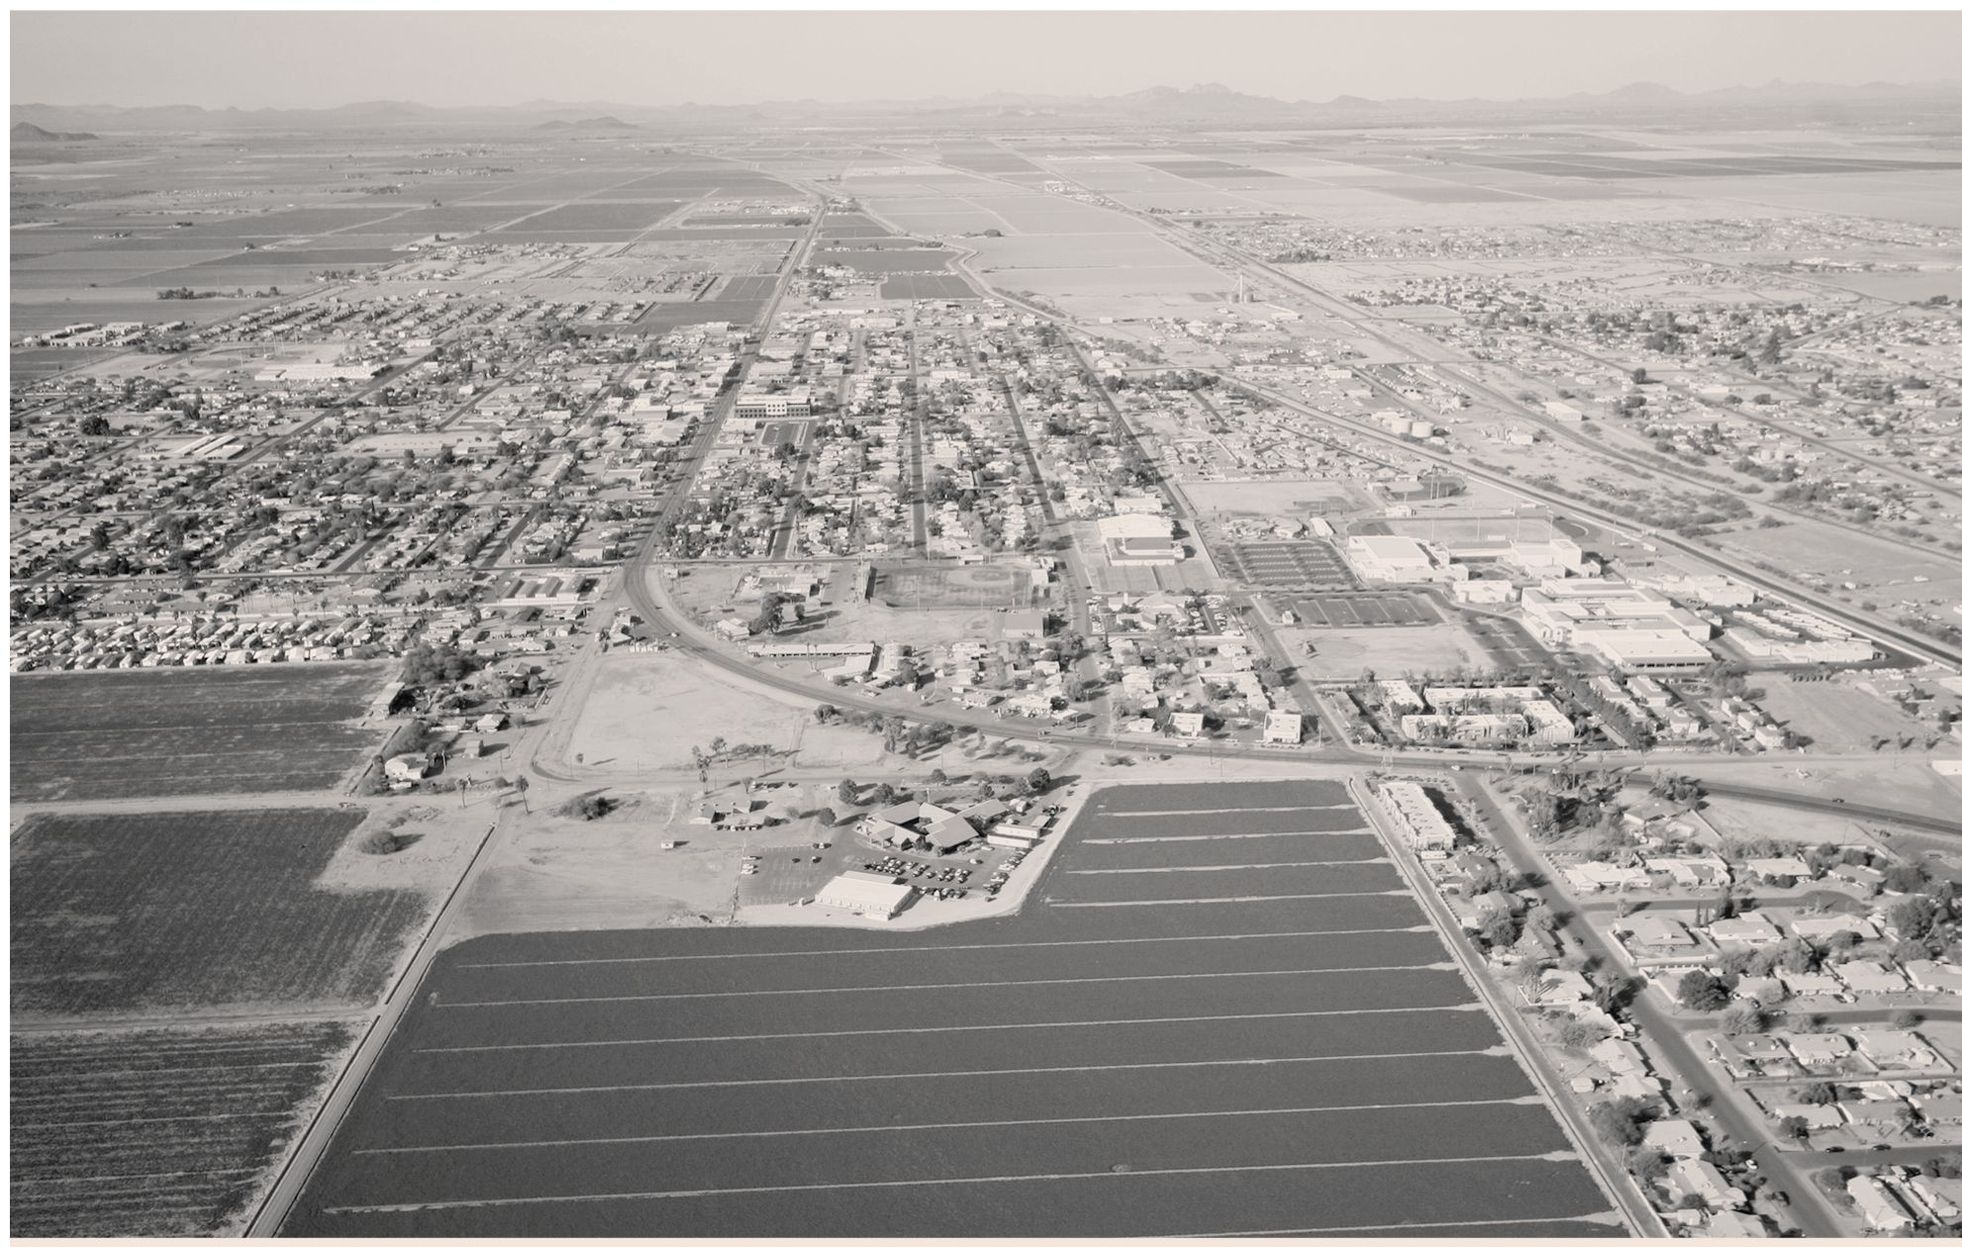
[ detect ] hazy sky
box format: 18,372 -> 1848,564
14,10 -> 1962,110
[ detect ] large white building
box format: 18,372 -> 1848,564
1520,580 -> 1713,672
1344,534 -> 1444,583
1099,512 -> 1183,565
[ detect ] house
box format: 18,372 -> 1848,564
1170,711 -> 1205,738
383,752 -> 433,782
1614,914 -> 1713,969
1847,1175 -> 1916,1233
1787,913 -> 1879,944
1702,1209 -> 1773,1238
1666,1159 -> 1746,1211
812,869 -> 911,920
1263,709 -> 1303,745
1784,1032 -> 1856,1069
1777,969 -> 1843,997
1902,959 -> 1962,994
1641,1118 -> 1706,1159
1705,911 -> 1783,947
1563,860 -> 1651,893
1001,609 -> 1047,641
474,711 -> 509,733
1836,960 -> 1913,996
1740,856 -> 1813,885
714,617 -> 752,642
1853,1028 -> 1950,1073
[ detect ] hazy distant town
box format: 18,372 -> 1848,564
13,11 -> 1962,1240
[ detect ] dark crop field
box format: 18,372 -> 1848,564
11,1022 -> 354,1236
10,663 -> 388,801
11,807 -> 427,1017
881,273 -> 979,299
286,779 -> 1621,1237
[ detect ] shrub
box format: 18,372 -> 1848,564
359,829 -> 402,855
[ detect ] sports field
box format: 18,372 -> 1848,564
285,779 -> 1622,1237
10,663 -> 389,801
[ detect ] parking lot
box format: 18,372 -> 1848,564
1216,540 -> 1356,588
287,779 -> 1622,1238
1275,592 -> 1438,628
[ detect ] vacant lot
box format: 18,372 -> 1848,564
285,778 -> 1620,1237
873,562 -> 1032,609
10,663 -> 388,801
12,1022 -> 355,1236
11,807 -> 428,1017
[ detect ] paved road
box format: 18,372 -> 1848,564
248,803 -> 509,1236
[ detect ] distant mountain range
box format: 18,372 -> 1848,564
535,115 -> 638,131
12,120 -> 97,141
13,78 -> 1962,134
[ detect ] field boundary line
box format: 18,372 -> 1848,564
414,1001 -> 1486,1053
1187,1213 -> 1620,1237
430,961 -> 1452,1008
451,924 -> 1431,969
243,807 -> 507,1237
387,1046 -> 1510,1100
1078,829 -> 1373,843
1067,859 -> 1388,875
321,1150 -> 1573,1213
356,1092 -> 1532,1152
1049,888 -> 1409,908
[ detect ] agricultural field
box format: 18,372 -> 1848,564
284,779 -> 1620,1237
10,807 -> 428,1017
10,663 -> 389,801
11,1022 -> 356,1237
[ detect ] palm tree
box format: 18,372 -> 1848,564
514,775 -> 530,813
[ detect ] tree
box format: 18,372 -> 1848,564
837,778 -> 858,805
1777,1117 -> 1810,1143
513,775 -> 530,813
1720,1003 -> 1768,1035
1796,1083 -> 1837,1106
813,808 -> 836,828
1631,1148 -> 1670,1187
1479,907 -> 1522,949
1026,766 -> 1051,794
867,783 -> 895,806
359,828 -> 403,855
1586,1097 -> 1650,1148
1889,896 -> 1939,941
1676,970 -> 1730,1012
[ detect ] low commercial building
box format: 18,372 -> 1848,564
1377,780 -> 1456,854
1263,709 -> 1304,744
812,869 -> 911,920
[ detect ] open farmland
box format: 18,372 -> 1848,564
11,1022 -> 355,1236
10,663 -> 388,801
284,779 -> 1621,1238
11,807 -> 428,1017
